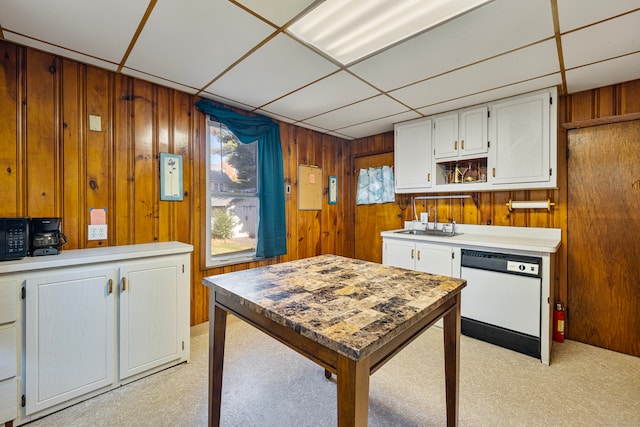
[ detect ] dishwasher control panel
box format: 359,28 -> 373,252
506,260 -> 539,276
461,249 -> 542,278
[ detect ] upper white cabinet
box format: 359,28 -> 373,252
433,106 -> 488,160
394,87 -> 557,193
433,113 -> 458,159
489,90 -> 553,185
394,118 -> 433,193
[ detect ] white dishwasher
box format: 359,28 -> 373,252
460,249 -> 542,358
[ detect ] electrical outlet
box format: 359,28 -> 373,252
88,224 -> 107,240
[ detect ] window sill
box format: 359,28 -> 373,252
203,255 -> 264,270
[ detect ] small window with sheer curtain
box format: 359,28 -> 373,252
205,118 -> 259,267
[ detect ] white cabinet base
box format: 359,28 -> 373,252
0,242 -> 192,426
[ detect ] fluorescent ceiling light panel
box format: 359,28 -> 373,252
288,0 -> 492,65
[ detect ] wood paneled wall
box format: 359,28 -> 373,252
3,38 -> 638,326
0,40 -> 351,325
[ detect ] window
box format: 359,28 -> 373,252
206,118 -> 259,266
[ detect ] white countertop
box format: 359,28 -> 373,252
381,224 -> 561,254
0,241 -> 193,274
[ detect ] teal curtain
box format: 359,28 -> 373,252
195,99 -> 287,259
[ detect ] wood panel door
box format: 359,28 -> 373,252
567,120 -> 640,356
354,152 -> 403,263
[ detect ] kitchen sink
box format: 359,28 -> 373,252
394,229 -> 462,238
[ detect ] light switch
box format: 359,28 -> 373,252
89,115 -> 102,131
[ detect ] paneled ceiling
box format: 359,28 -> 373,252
1,0 -> 639,140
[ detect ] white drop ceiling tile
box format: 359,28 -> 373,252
557,0 -> 640,32
303,95 -> 407,131
349,0 -> 554,91
416,74 -> 562,116
390,40 -> 559,108
294,122 -> 332,134
125,0 -> 274,89
261,71 -> 380,121
205,34 -> 339,108
234,0 -> 316,26
566,52 -> 640,93
253,109 -> 296,125
198,92 -> 257,112
562,11 -> 640,69
2,33 -> 119,71
0,0 -> 148,64
340,111 -> 421,139
121,68 -> 200,94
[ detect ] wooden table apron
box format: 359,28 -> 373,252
207,288 -> 462,427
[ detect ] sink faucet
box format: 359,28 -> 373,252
428,206 -> 437,230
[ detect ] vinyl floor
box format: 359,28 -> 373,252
24,315 -> 640,426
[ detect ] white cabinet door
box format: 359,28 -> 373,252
433,114 -> 458,159
490,91 -> 551,184
0,280 -> 17,324
0,327 -> 16,381
459,106 -> 488,157
394,119 -> 432,193
434,107 -> 487,160
25,268 -> 116,415
382,239 -> 416,270
383,239 -> 460,278
415,243 -> 455,276
119,257 -> 183,380
0,379 -> 17,424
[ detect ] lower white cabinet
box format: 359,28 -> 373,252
25,268 -> 116,415
0,279 -> 18,425
119,259 -> 184,380
383,238 -> 460,277
0,379 -> 17,425
0,242 -> 192,425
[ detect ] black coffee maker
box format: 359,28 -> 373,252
30,218 -> 67,256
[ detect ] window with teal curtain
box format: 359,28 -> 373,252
195,99 -> 287,259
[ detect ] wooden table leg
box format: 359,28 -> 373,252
443,294 -> 461,427
208,303 -> 228,427
336,354 -> 370,427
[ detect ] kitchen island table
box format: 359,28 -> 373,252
203,254 -> 466,427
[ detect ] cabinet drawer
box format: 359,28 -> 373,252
0,326 -> 17,381
0,281 -> 17,324
0,378 -> 17,424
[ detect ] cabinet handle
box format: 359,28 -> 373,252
122,277 -> 127,292
417,250 -> 421,261
108,279 -> 113,294
411,249 -> 415,259
492,167 -> 496,177
454,140 -> 457,150
427,173 -> 431,182
461,140 -> 464,150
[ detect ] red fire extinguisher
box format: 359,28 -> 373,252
553,303 -> 565,343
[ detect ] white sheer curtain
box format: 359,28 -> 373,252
356,166 -> 395,205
